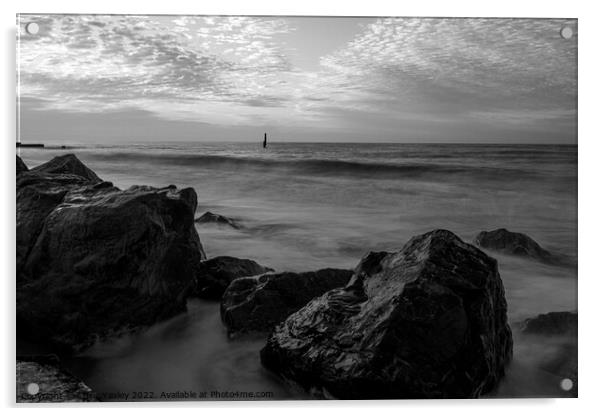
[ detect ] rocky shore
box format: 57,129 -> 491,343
16,154 -> 577,400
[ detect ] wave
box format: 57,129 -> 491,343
88,151 -> 543,180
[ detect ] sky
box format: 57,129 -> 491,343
17,15 -> 577,144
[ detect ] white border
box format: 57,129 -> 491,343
2,1 -> 600,415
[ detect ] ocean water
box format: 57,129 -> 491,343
18,142 -> 578,399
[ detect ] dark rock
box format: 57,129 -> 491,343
260,229 -> 513,399
17,155 -> 28,175
221,268 -> 353,334
195,256 -> 273,300
195,211 -> 240,229
521,311 -> 577,336
16,360 -> 97,402
16,156 -> 206,352
474,228 -> 556,264
518,312 -> 578,397
31,153 -> 102,183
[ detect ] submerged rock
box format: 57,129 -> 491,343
521,311 -> 577,336
260,229 -> 513,399
16,155 -> 206,352
17,155 -> 28,175
221,268 -> 353,334
16,359 -> 97,402
195,211 -> 241,229
195,256 -> 273,299
474,228 -> 557,264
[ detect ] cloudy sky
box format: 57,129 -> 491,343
17,15 -> 577,143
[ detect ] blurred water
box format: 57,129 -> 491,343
19,142 -> 578,399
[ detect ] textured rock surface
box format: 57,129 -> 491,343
521,311 -> 577,336
475,228 -> 557,264
30,153 -> 101,183
16,155 -> 206,352
261,230 -> 513,399
16,359 -> 97,402
221,268 -> 352,334
195,256 -> 273,299
195,211 -> 241,229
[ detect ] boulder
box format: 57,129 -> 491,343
474,228 -> 556,264
30,153 -> 102,183
260,229 -> 513,399
17,155 -> 28,175
16,359 -> 96,402
195,211 -> 241,229
521,311 -> 577,336
16,155 -> 206,352
221,268 -> 353,334
195,256 -> 273,300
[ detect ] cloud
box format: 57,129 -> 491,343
17,15 -> 298,124
315,18 -> 577,116
17,15 -> 577,141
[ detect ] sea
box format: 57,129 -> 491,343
18,142 -> 578,400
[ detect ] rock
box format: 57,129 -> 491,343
195,211 -> 240,229
519,312 -> 578,397
16,359 -> 97,402
521,311 -> 577,336
221,268 -> 353,334
30,153 -> 102,183
260,229 -> 513,399
17,155 -> 28,175
474,228 -> 556,264
16,155 -> 206,352
195,256 -> 273,300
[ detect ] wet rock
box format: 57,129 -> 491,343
16,155 -> 206,352
30,153 -> 102,183
195,256 -> 273,299
16,360 -> 97,402
260,229 -> 513,399
195,211 -> 241,229
221,268 -> 353,334
17,155 -> 28,175
474,228 -> 556,264
521,311 -> 577,336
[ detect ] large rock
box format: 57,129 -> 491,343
30,153 -> 102,183
521,311 -> 577,336
17,155 -> 28,175
475,228 -> 556,264
260,230 -> 513,399
16,358 -> 97,402
195,256 -> 273,299
221,268 -> 353,334
16,155 -> 206,352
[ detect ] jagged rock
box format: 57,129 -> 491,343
16,359 -> 97,402
521,311 -> 577,336
17,155 -> 28,175
16,155 -> 206,352
474,228 -> 556,264
195,256 -> 273,300
30,153 -> 102,183
260,230 -> 513,399
221,268 -> 353,334
195,211 -> 240,229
